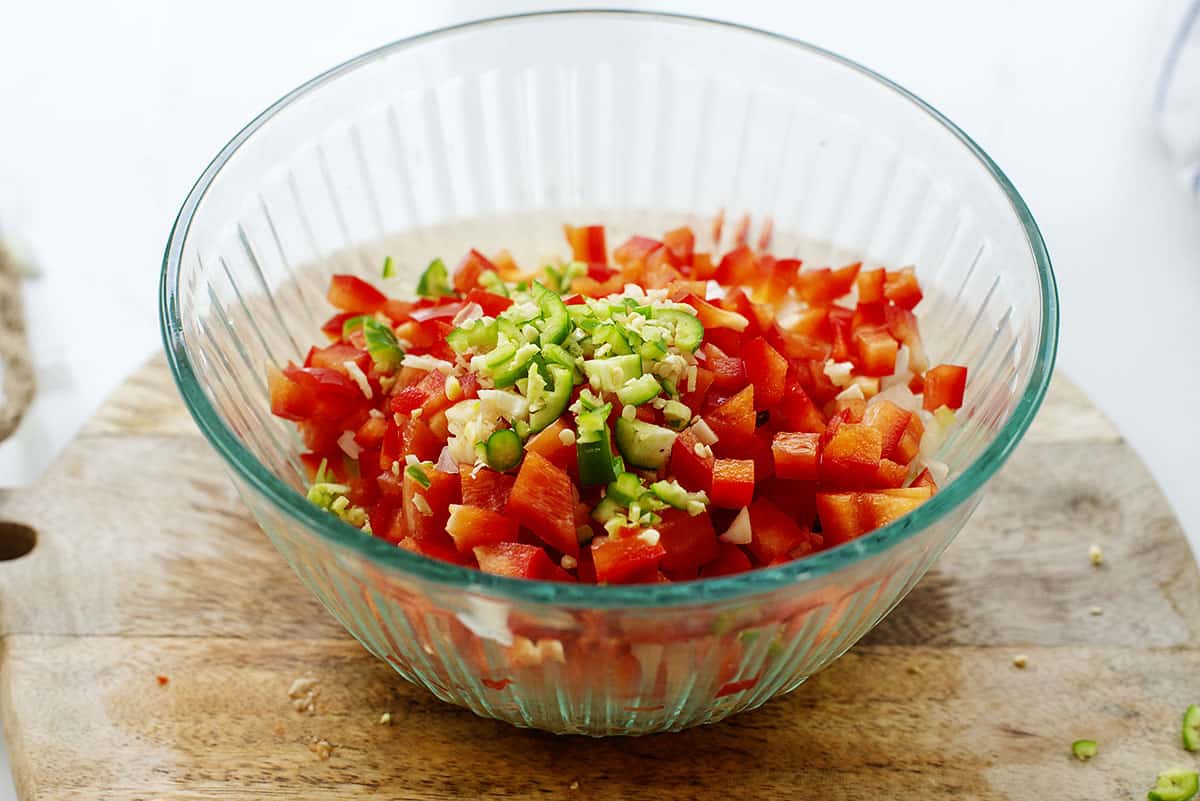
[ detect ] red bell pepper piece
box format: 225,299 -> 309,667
911,467 -> 939,491
670,426 -> 715,493
661,226 -> 695,267
705,384 -> 756,452
771,431 -> 820,481
654,508 -> 719,579
746,497 -> 813,564
819,423 -> 883,487
742,337 -> 789,409
700,541 -> 753,577
855,268 -> 886,304
453,249 -> 498,293
861,400 -> 914,461
777,379 -> 826,434
320,311 -> 358,341
700,343 -> 747,394
524,418 -> 578,474
402,464 -> 460,546
816,486 -> 933,546
389,370 -> 450,418
505,451 -> 580,557
327,274 -> 387,314
679,365 -> 715,414
685,295 -> 752,334
883,267 -> 923,309
710,458 -> 755,508
474,542 -> 571,581
714,245 -> 758,286
591,533 -> 667,584
923,364 -> 968,411
267,364 -> 315,421
613,235 -> 663,269
795,262 -> 861,306
853,326 -> 899,377
463,288 -> 513,317
446,505 -> 520,553
459,466 -> 516,512
564,224 -> 608,269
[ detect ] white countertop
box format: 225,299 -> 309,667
2,0 -> 1198,796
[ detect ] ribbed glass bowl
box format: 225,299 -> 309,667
161,11 -> 1057,735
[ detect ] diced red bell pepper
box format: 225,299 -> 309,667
390,370 -> 450,418
860,400 -> 912,462
400,416 -> 442,463
771,431 -> 820,480
399,534 -> 471,566
883,267 -> 923,309
777,379 -> 826,434
852,302 -> 887,330
505,451 -> 580,557
453,249 -> 497,293
381,298 -> 415,324
685,295 -> 752,334
923,364 -> 968,411
828,306 -> 856,363
884,303 -> 919,346
679,366 -> 715,414
746,497 -> 814,564
655,508 -> 719,579
408,302 -> 465,323
710,458 -> 755,508
591,533 -> 667,584
524,418 -> 578,474
830,397 -> 867,423
869,459 -> 909,489
816,486 -> 933,546
642,249 -> 686,288
613,235 -> 663,269
321,311 -> 359,341
911,467 -> 939,491
354,415 -> 387,449
742,337 -> 788,409
820,423 -> 883,487
463,288 -> 512,317
856,268 -> 886,304
692,252 -> 716,281
700,343 -> 747,394
446,504 -> 520,553
758,257 -> 801,304
714,245 -> 758,286
327,274 -> 387,314
770,324 -> 831,362
795,263 -> 861,306
700,541 -> 753,577
564,224 -> 607,269
661,226 -> 695,267
459,466 -> 516,512
704,327 -> 744,357
854,326 -> 899,377
403,465 -> 459,545
474,542 -> 570,581
720,289 -> 774,335
306,342 -> 370,376
671,426 -> 715,493
282,365 -> 365,421
704,385 -> 756,450
893,412 -> 925,465
268,364 -> 314,421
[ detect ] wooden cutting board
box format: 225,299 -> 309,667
0,358 -> 1197,801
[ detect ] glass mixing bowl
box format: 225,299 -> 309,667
160,11 -> 1057,735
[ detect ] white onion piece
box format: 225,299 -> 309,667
692,417 -> 719,445
451,302 -> 485,327
880,345 -> 912,391
719,507 -> 753,545
870,382 -> 921,414
337,431 -> 361,460
435,446 -> 459,473
925,458 -> 950,486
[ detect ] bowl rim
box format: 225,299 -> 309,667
160,9 -> 1059,609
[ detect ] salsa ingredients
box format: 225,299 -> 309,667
268,223 -> 968,584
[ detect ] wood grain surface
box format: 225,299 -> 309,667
0,359 -> 1197,800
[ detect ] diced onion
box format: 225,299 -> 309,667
402,354 -> 455,373
719,507 -> 752,545
451,302 -> 484,327
692,418 -> 719,445
435,446 -> 459,473
337,431 -> 361,460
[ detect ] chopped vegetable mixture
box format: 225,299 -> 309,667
268,223 -> 968,583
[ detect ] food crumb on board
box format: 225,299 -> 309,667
155,675 -> 169,686
1089,544 -> 1103,566
379,712 -> 392,726
906,664 -> 922,675
308,738 -> 334,761
569,780 -> 580,791
288,677 -> 320,715
1089,606 -> 1104,616
1012,654 -> 1028,669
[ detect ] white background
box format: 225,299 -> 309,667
2,1 -> 1198,796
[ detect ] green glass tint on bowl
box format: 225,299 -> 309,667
160,11 -> 1057,734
